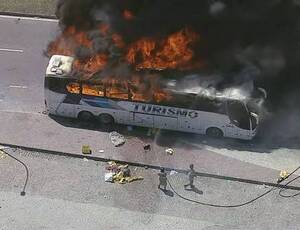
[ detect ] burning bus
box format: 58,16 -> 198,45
45,55 -> 265,140
44,1 -> 273,140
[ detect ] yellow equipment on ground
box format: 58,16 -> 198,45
82,145 -> 92,154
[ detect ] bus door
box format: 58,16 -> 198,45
46,78 -> 79,117
131,112 -> 154,128
154,115 -> 178,130
226,100 -> 251,138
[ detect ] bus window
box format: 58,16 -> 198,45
194,97 -> 226,114
66,82 -> 80,94
227,100 -> 250,130
82,83 -> 104,97
46,77 -> 71,94
106,83 -> 129,100
168,93 -> 194,109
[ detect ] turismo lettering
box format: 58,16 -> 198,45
134,104 -> 198,119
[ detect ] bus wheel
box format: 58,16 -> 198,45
99,114 -> 114,125
78,111 -> 94,122
206,127 -> 223,138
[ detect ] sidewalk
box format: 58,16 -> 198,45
0,110 -> 299,183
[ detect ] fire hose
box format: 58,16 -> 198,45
1,149 -> 29,196
167,166 -> 300,208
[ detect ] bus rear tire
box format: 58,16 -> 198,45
99,114 -> 114,125
206,127 -> 223,138
78,111 -> 94,122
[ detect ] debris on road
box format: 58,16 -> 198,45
0,151 -> 7,159
113,171 -> 143,184
83,157 -> 89,162
105,161 -> 128,172
109,131 -> 125,147
82,145 -> 92,154
165,148 -> 174,155
0,146 -> 9,159
256,184 -> 269,189
105,172 -> 114,182
170,170 -> 178,176
105,161 -> 143,184
143,144 -> 151,152
277,170 -> 290,183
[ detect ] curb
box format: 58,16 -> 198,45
0,11 -> 56,20
1,142 -> 300,191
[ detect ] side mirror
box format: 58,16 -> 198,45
250,112 -> 258,118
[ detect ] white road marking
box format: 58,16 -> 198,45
0,110 -> 45,116
0,15 -> 58,23
0,48 -> 23,53
9,85 -> 28,89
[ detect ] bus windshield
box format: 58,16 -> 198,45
227,100 -> 250,130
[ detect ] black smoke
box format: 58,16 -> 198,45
54,0 -> 300,142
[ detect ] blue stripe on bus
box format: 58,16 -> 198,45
81,98 -> 125,110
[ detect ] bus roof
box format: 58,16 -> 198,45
46,55 -> 74,78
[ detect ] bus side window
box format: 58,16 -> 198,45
82,83 -> 104,97
171,94 -> 194,109
46,77 -> 70,94
66,82 -> 80,94
106,83 -> 129,100
227,101 -> 250,130
193,97 -> 225,114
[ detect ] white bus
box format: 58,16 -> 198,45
45,55 -> 265,140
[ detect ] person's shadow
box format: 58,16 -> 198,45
184,186 -> 203,195
159,188 -> 174,197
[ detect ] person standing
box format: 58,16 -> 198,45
158,168 -> 167,190
184,164 -> 196,189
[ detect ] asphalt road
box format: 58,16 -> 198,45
1,148 -> 300,230
0,15 -> 56,113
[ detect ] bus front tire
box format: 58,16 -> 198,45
206,127 -> 223,138
78,111 -> 94,122
99,114 -> 114,125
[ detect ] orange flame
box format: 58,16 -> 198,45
126,28 -> 200,70
112,33 -> 125,48
48,25 -> 204,103
47,25 -> 108,76
48,26 -> 93,57
66,77 -> 172,104
123,9 -> 135,20
99,24 -> 110,36
73,54 -> 108,77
